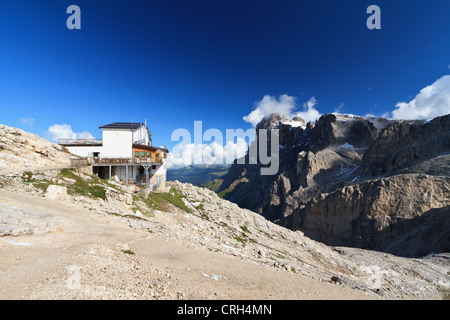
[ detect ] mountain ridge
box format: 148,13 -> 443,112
217,113 -> 450,257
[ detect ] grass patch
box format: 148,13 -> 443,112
87,185 -> 106,200
217,178 -> 247,199
201,212 -> 210,221
33,180 -> 52,193
271,252 -> 286,260
161,188 -> 192,212
194,202 -> 211,220
217,187 -> 233,199
122,250 -> 135,255
60,169 -> 107,200
234,231 -> 253,245
145,193 -> 171,212
202,179 -> 223,192
60,168 -> 78,180
240,225 -> 251,234
234,235 -> 247,245
144,188 -> 192,213
202,180 -> 213,190
108,212 -> 121,217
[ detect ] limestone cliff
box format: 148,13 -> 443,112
218,113 -> 450,257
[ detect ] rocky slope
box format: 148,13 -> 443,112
1,167 -> 449,299
0,124 -> 449,299
362,115 -> 450,176
0,124 -> 73,174
217,113 -> 450,257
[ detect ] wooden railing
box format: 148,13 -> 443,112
93,157 -> 162,165
71,157 -> 163,166
70,158 -> 89,166
59,139 -> 103,146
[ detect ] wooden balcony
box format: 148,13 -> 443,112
70,157 -> 163,167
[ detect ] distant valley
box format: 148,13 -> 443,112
167,164 -> 229,186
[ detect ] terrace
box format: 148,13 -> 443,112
59,139 -> 103,147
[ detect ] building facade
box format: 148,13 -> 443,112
59,122 -> 168,191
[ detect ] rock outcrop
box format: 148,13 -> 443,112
45,185 -> 68,200
362,115 -> 450,176
218,113 -> 385,221
218,113 -> 450,257
283,174 -> 450,257
0,124 -> 73,173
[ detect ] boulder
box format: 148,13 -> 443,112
45,185 -> 67,200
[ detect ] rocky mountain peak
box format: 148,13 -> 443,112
362,114 -> 450,176
217,112 -> 450,258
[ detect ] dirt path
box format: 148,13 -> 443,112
0,189 -> 373,300
130,237 -> 371,299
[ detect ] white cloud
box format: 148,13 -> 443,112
243,94 -> 296,127
166,137 -> 249,169
365,112 -> 390,119
334,103 -> 345,114
294,96 -> 322,123
20,117 -> 35,126
392,75 -> 450,120
77,131 -> 95,139
47,124 -> 94,142
243,94 -> 322,127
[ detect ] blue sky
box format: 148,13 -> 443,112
1,1 -> 450,157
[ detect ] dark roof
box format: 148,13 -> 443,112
99,122 -> 144,130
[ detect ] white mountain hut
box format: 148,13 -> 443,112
59,122 -> 168,191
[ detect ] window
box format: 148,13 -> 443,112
146,152 -> 150,157
135,151 -> 139,157
141,151 -> 145,157
156,153 -> 160,157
